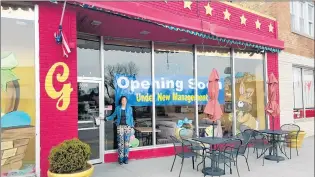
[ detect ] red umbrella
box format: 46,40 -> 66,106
265,73 -> 280,130
204,69 -> 223,121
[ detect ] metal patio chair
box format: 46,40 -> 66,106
231,131 -> 252,171
170,135 -> 197,177
279,124 -> 300,159
243,129 -> 266,154
203,138 -> 243,177
179,128 -> 206,163
251,130 -> 273,166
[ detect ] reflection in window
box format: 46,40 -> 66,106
78,82 -> 100,122
293,67 -> 304,119
77,38 -> 101,77
103,39 -> 152,150
154,43 -> 195,144
293,68 -> 303,109
304,69 -> 314,109
77,82 -> 100,160
234,50 -> 265,134
293,67 -> 314,119
197,47 -> 232,137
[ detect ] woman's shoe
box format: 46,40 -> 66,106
123,157 -> 128,164
118,158 -> 124,165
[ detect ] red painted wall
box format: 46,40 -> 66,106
267,53 -> 280,130
138,1 -> 276,38
39,3 -> 77,176
104,147 -> 175,163
75,1 -> 283,49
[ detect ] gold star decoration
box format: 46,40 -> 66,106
240,14 -> 247,25
184,0 -> 193,10
223,9 -> 231,21
255,19 -> 261,29
204,3 -> 213,16
268,23 -> 274,33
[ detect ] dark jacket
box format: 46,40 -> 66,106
106,105 -> 134,127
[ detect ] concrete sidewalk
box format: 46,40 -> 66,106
93,136 -> 314,177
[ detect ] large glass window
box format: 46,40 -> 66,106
293,67 -> 303,110
77,38 -> 101,78
304,69 -> 314,109
77,37 -> 271,149
197,47 -> 232,137
154,43 -> 195,144
293,67 -> 314,119
103,39 -> 152,150
1,5 -> 36,176
234,50 -> 266,134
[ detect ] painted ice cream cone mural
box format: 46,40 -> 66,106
1,52 -> 20,113
1,51 -> 35,175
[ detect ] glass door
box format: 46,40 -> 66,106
78,80 -> 104,164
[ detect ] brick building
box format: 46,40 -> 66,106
234,1 -> 315,137
0,1 -> 292,177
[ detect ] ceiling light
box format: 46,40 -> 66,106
140,30 -> 150,35
178,38 -> 188,42
91,20 -> 102,26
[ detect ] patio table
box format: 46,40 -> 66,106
192,137 -> 228,176
134,127 -> 161,146
258,129 -> 290,162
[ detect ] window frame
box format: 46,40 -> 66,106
293,66 -> 315,120
290,1 -> 314,38
307,3 -> 314,37
77,34 -> 269,151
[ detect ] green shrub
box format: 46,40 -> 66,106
48,138 -> 91,174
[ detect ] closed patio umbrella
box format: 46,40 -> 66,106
265,73 -> 280,131
204,69 -> 223,137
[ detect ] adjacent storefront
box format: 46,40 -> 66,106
2,1 -> 285,177
1,4 -> 39,177
278,52 -> 314,136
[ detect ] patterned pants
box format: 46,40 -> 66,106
117,125 -> 131,162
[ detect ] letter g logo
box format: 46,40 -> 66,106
45,62 -> 73,111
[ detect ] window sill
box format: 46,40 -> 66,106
294,117 -> 314,123
291,30 -> 314,40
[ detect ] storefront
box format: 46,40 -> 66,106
1,1 -> 284,177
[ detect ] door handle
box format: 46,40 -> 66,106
78,127 -> 98,131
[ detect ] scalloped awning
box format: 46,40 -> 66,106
69,1 -> 284,53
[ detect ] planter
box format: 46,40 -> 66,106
286,131 -> 306,148
47,163 -> 94,177
1,126 -> 35,173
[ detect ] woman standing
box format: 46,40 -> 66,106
105,96 -> 134,165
